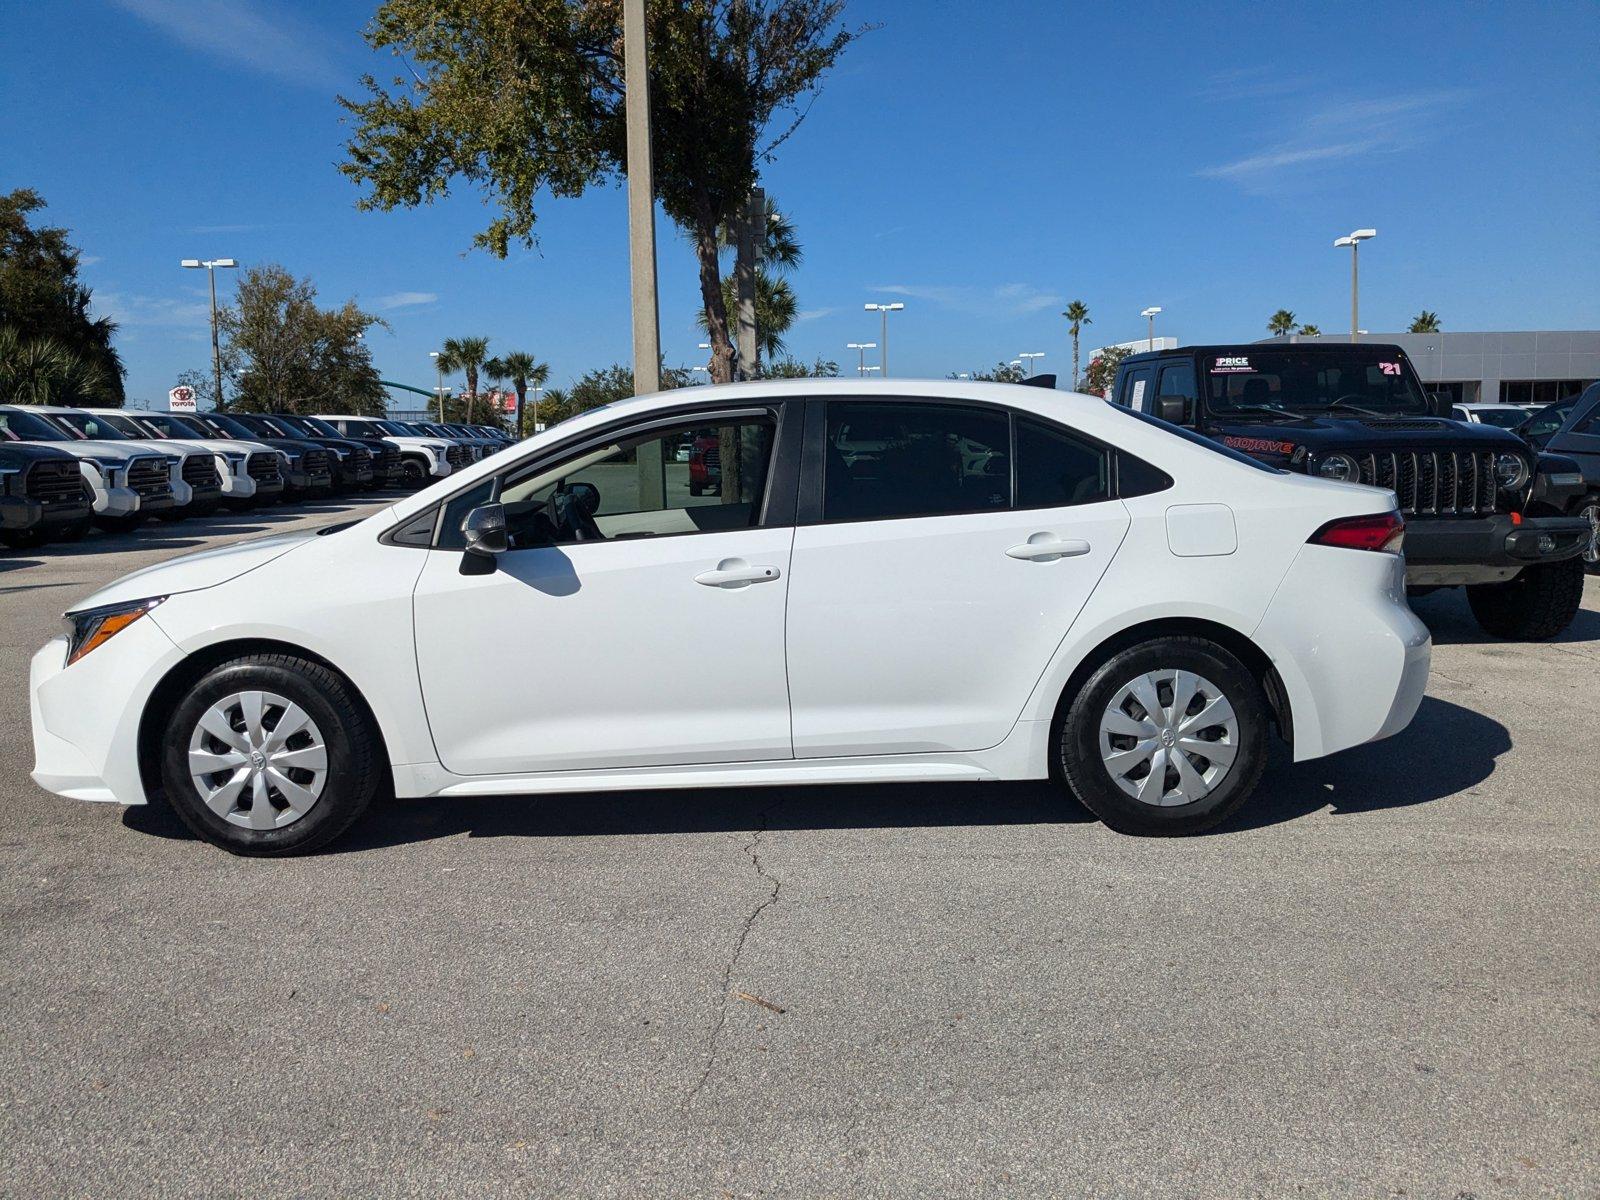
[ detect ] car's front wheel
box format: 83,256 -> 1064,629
1578,495 -> 1599,576
159,654 -> 382,856
1058,636 -> 1268,836
1466,557 -> 1584,639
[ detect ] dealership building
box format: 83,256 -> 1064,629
1262,330 -> 1600,408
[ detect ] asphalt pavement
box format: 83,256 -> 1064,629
1,509 -> 1596,1198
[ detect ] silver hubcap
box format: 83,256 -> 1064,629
187,690 -> 327,830
1099,670 -> 1239,807
1582,503 -> 1599,565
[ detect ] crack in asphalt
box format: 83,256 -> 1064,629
686,799 -> 784,1107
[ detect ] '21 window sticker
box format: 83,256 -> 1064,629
1378,361 -> 1402,375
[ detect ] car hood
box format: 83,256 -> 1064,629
69,530 -> 317,612
53,439 -> 174,462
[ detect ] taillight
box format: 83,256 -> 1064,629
1309,511 -> 1405,554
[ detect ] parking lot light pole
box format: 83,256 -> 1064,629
864,302 -> 904,377
847,341 -> 876,377
1018,351 -> 1045,376
1140,306 -> 1162,350
180,257 -> 236,407
1334,229 -> 1376,341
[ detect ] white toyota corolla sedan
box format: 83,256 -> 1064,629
29,380 -> 1431,854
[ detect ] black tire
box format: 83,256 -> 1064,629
1467,557 -> 1585,639
159,654 -> 382,856
1058,636 -> 1268,837
58,518 -> 90,542
1578,496 -> 1599,576
400,458 -> 428,488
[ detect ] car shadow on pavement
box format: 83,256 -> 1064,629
1410,585 -> 1600,645
123,700 -> 1508,852
13,500 -> 388,559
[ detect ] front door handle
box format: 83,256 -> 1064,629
694,557 -> 783,588
1006,534 -> 1091,562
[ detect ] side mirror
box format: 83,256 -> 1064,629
460,502 -> 508,573
1156,395 -> 1193,426
1428,391 -> 1453,418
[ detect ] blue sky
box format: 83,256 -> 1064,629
4,0 -> 1597,405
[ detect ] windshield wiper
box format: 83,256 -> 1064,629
1323,399 -> 1392,418
1220,404 -> 1298,421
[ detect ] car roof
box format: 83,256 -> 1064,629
1119,342 -> 1409,367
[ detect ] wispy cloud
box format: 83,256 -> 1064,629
77,255 -> 103,267
186,222 -> 268,234
1198,89 -> 1466,189
1198,66 -> 1316,102
376,291 -> 439,311
110,0 -> 346,91
872,283 -> 1064,317
796,307 -> 836,322
93,291 -> 211,328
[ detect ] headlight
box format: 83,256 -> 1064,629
1317,453 -> 1360,483
1494,452 -> 1529,491
86,457 -> 124,485
63,597 -> 165,667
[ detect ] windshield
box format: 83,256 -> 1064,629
300,416 -> 342,437
100,412 -> 155,438
0,409 -> 73,442
53,412 -> 128,439
203,413 -> 259,439
143,413 -> 207,439
1473,408 -> 1528,429
376,420 -> 412,436
1204,348 -> 1430,416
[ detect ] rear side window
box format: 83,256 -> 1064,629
1116,367 -> 1155,412
824,401 -> 1010,522
1157,361 -> 1197,402
1015,417 -> 1109,508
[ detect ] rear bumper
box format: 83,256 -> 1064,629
1253,544 -> 1431,762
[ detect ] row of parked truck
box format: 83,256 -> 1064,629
0,406 -> 516,549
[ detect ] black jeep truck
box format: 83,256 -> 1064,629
0,442 -> 94,549
1110,342 -> 1590,639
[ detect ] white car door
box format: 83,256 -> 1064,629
412,410 -> 796,776
785,400 -> 1132,757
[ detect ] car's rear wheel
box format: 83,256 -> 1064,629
1466,557 -> 1584,639
1059,636 -> 1268,836
159,654 -> 382,856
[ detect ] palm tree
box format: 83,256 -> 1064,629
0,326 -> 116,405
437,335 -> 491,422
1268,309 -> 1298,337
1298,323 -> 1322,337
1061,301 -> 1091,389
702,271 -> 799,360
484,351 -> 550,437
1409,311 -> 1441,333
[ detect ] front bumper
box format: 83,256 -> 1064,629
1404,514 -> 1590,577
218,472 -> 257,499
1,495 -> 43,531
284,469 -> 334,493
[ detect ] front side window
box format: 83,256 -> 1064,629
0,409 -> 72,441
823,401 -> 1010,522
441,414 -> 777,550
55,413 -> 126,440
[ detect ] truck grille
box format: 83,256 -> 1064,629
182,454 -> 222,491
25,459 -> 86,508
445,445 -> 467,469
302,448 -> 331,478
128,457 -> 171,499
1356,449 -> 1499,517
372,444 -> 400,474
247,452 -> 282,483
348,447 -> 372,471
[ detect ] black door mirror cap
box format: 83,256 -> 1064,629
460,502 -> 509,569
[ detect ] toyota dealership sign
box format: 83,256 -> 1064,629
168,385 -> 197,413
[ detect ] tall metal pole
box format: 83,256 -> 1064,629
1146,311 -> 1154,347
623,0 -> 661,397
206,265 -> 223,408
1350,241 -> 1360,341
879,307 -> 889,378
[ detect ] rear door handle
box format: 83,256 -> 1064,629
1006,535 -> 1091,562
694,557 -> 783,588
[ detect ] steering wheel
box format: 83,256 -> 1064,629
550,481 -> 603,542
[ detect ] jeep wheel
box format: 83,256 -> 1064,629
160,654 -> 382,856
1467,557 -> 1585,640
1058,636 -> 1268,836
1579,496 -> 1599,576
